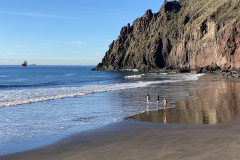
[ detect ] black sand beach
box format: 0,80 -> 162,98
2,75 -> 240,160
1,120 -> 240,160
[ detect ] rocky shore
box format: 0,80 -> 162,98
217,71 -> 240,78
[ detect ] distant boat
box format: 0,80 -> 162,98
21,60 -> 27,67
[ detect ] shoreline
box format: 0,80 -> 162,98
2,74 -> 240,160
1,120 -> 240,160
127,75 -> 240,125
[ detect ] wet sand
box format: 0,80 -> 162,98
128,76 -> 240,125
2,75 -> 240,160
1,121 -> 240,160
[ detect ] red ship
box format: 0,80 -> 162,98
21,60 -> 27,67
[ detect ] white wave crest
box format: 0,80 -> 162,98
122,69 -> 139,72
125,73 -> 170,79
0,73 -> 203,107
124,74 -> 145,79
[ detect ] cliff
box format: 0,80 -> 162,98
93,0 -> 240,72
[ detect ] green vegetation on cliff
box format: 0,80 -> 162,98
94,0 -> 240,72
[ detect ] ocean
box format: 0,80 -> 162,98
0,65 -> 202,155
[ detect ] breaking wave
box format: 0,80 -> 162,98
0,73 -> 203,107
124,72 -> 176,79
124,74 -> 146,79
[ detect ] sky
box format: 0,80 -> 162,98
0,0 -> 164,65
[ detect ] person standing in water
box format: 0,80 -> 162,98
157,95 -> 160,110
146,94 -> 150,114
163,98 -> 167,109
147,94 -> 150,105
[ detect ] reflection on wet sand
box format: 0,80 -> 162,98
163,109 -> 167,123
127,78 -> 240,125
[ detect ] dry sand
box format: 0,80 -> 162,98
2,75 -> 240,160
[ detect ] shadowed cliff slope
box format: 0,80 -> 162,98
93,0 -> 240,72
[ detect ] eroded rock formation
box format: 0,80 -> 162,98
93,0 -> 240,72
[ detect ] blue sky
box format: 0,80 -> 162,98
0,0 -> 164,65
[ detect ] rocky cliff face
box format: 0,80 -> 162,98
93,0 -> 240,72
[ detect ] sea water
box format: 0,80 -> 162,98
0,65 -> 202,155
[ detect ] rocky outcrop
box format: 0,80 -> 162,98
93,0 -> 240,72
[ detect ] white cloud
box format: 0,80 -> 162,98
0,8 -> 76,19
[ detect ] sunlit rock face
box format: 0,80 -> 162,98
127,78 -> 240,125
94,0 -> 240,72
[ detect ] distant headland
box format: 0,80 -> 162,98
93,0 -> 240,72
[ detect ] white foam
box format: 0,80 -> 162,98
125,73 -> 171,79
132,69 -> 139,72
0,73 -> 203,107
122,69 -> 139,72
124,74 -> 145,79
